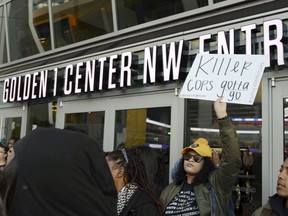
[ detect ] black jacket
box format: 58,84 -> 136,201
9,127 -> 118,216
120,188 -> 160,216
252,194 -> 288,216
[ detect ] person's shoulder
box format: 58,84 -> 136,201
133,188 -> 155,203
164,181 -> 178,189
161,181 -> 178,193
123,188 -> 158,214
252,203 -> 272,216
160,181 -> 183,199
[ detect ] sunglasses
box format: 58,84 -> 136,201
183,153 -> 203,163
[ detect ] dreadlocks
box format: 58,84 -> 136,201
106,148 -> 163,215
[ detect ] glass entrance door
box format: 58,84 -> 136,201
56,91 -> 185,189
0,106 -> 27,146
262,76 -> 288,204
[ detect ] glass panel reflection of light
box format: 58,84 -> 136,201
51,0 -> 113,48
7,1 -> 40,61
65,111 -> 105,146
1,117 -> 21,143
116,0 -> 209,29
115,107 -> 171,149
114,107 -> 171,194
32,0 -> 51,51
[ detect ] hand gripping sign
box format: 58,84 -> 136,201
179,54 -> 267,105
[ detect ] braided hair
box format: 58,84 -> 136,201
106,148 -> 163,215
129,146 -> 164,196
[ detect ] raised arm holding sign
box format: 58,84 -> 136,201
179,54 -> 267,105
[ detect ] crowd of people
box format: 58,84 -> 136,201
0,98 -> 287,215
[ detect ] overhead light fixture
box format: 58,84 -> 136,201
190,127 -> 260,134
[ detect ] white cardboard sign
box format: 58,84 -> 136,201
179,54 -> 267,105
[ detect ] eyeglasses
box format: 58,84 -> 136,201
120,148 -> 129,164
183,153 -> 203,163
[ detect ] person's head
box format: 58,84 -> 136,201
106,147 -> 163,214
0,144 -> 8,163
7,139 -> 15,149
1,128 -> 118,216
6,148 -> 14,166
106,148 -> 128,192
277,157 -> 288,198
175,138 -> 215,185
106,148 -> 147,192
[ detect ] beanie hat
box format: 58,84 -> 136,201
181,138 -> 212,158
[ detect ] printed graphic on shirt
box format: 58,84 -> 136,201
164,184 -> 200,216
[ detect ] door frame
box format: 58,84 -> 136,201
55,90 -> 185,182
262,73 -> 288,204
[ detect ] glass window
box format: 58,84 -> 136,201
0,117 -> 21,145
115,107 -> 171,148
284,98 -> 288,158
0,6 -> 8,64
27,101 -> 57,132
7,0 -> 41,61
115,107 -> 171,189
51,0 -> 113,48
116,0 -> 213,29
184,86 -> 262,214
65,111 -> 105,146
32,0 -> 52,51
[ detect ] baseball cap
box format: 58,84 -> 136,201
181,138 -> 212,158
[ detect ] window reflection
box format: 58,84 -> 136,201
51,0 -> 113,48
1,117 -> 21,144
115,107 -> 171,149
0,6 -> 8,64
115,107 -> 170,191
65,111 -> 105,146
117,0 -> 210,29
33,0 -> 51,51
27,101 -> 57,132
7,1 -> 40,61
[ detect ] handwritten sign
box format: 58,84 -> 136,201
179,54 -> 267,105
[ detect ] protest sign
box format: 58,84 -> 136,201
179,54 -> 267,105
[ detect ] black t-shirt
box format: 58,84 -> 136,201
164,183 -> 200,216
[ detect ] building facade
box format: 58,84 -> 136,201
0,0 -> 288,214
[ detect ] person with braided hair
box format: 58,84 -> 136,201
106,147 -> 163,216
